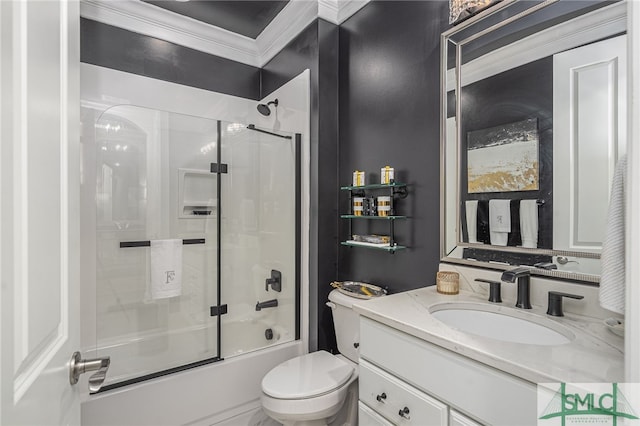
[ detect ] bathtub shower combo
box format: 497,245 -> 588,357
92,105 -> 300,390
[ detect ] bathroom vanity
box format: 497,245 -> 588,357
352,272 -> 624,425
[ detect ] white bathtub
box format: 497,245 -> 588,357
94,315 -> 293,387
82,339 -> 304,426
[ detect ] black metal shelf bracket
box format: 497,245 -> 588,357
393,186 -> 408,198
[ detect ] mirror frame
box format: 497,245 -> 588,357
440,0 -> 626,284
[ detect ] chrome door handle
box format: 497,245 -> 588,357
69,351 -> 111,393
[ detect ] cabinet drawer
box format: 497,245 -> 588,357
359,401 -> 395,426
450,409 -> 482,426
360,359 -> 448,425
360,318 -> 537,426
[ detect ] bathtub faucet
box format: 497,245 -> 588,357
256,299 -> 278,311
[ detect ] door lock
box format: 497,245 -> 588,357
69,351 -> 111,393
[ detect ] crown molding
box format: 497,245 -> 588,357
80,0 -> 259,66
318,0 -> 339,23
80,0 -> 372,69
336,0 -> 370,24
257,0 -> 319,67
318,0 -> 370,24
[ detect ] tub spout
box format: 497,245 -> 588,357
256,299 -> 278,311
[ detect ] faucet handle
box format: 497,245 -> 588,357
546,291 -> 584,316
474,279 -> 502,303
265,270 -> 282,292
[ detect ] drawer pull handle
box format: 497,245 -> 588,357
376,392 -> 387,402
353,342 -> 360,348
398,406 -> 411,420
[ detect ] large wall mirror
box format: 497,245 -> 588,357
441,0 -> 627,283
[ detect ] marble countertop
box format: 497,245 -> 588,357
352,286 -> 624,384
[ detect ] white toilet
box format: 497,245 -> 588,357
261,289 -> 373,426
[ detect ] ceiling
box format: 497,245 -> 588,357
142,1 -> 289,39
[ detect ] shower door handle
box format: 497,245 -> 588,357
69,351 -> 111,393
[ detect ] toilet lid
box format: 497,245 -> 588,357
262,351 -> 354,399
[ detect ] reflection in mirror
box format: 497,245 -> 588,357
441,1 -> 627,282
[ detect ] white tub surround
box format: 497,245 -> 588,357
80,64 -> 311,425
353,285 -> 623,385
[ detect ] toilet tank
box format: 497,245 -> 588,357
327,289 -> 380,363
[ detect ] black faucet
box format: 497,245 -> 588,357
546,291 -> 584,316
265,270 -> 282,292
501,267 -> 532,309
255,299 -> 278,311
474,278 -> 503,303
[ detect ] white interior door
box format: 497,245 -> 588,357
553,35 -> 627,253
1,1 -> 81,424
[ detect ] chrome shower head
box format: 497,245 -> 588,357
257,99 -> 278,116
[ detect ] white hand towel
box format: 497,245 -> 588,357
520,200 -> 539,248
599,156 -> 626,314
149,239 -> 183,300
465,200 -> 479,243
489,199 -> 511,246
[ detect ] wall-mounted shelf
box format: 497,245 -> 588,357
340,182 -> 406,190
340,215 -> 407,220
340,182 -> 408,198
340,181 -> 409,253
341,241 -> 407,252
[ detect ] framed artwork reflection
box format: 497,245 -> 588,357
467,118 -> 540,194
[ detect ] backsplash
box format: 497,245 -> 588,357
438,263 -> 623,321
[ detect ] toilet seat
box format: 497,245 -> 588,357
261,355 -> 359,424
262,351 -> 354,399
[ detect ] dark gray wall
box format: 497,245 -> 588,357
337,2 -> 449,308
261,19 -> 340,353
80,18 -> 261,100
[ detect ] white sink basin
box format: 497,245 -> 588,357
429,303 -> 574,345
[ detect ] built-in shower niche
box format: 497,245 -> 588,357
178,168 -> 217,218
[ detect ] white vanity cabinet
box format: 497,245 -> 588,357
359,359 -> 448,425
450,410 -> 482,426
359,402 -> 394,426
358,317 -> 538,425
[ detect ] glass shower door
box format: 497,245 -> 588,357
91,107 -> 300,389
94,106 -> 220,387
219,123 -> 298,358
